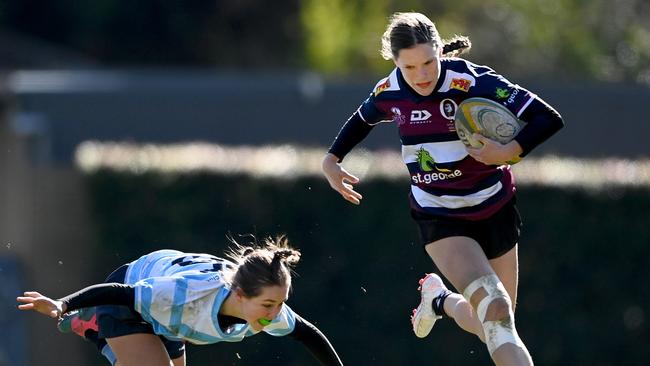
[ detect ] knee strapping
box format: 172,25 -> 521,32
463,274 -> 524,355
463,274 -> 510,322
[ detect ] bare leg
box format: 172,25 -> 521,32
424,237 -> 489,341
432,244 -> 521,343
441,292 -> 485,341
489,245 -> 519,312
425,237 -> 532,366
172,354 -> 186,366
109,333 -> 173,366
487,245 -> 533,365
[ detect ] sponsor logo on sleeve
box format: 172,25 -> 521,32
495,87 -> 510,99
374,79 -> 391,96
450,78 -> 471,92
495,88 -> 520,106
506,88 -> 519,104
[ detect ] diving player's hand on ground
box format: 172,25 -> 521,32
466,134 -> 523,165
322,153 -> 363,205
17,291 -> 65,318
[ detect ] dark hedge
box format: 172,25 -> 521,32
83,170 -> 650,365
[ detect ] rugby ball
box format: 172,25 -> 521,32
454,97 -> 526,164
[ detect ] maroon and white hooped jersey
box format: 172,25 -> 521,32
356,58 -> 536,220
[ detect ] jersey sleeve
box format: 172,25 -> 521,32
262,303 -> 297,337
326,75 -> 395,161
287,313 -> 343,366
514,96 -> 564,156
59,283 -> 135,312
356,70 -> 401,125
357,94 -> 391,125
468,62 -> 564,155
327,112 -> 374,162
470,64 -> 536,119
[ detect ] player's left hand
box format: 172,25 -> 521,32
466,134 -> 523,165
17,291 -> 65,318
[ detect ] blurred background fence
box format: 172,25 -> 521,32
1,1 -> 649,365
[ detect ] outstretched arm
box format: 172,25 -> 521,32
322,112 -> 374,205
327,113 -> 374,162
16,291 -> 65,318
17,283 -> 136,318
287,314 -> 344,366
322,153 -> 363,205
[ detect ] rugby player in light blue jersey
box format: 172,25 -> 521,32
322,12 -> 563,366
17,236 -> 344,366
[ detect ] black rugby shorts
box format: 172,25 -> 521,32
411,197 -> 522,260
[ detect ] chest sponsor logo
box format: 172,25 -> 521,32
450,78 -> 471,92
439,98 -> 458,120
391,107 -> 406,125
411,147 -> 463,184
410,110 -> 432,124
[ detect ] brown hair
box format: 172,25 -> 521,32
380,12 -> 471,60
225,235 -> 301,298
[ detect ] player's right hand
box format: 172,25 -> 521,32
321,153 -> 363,205
17,291 -> 64,318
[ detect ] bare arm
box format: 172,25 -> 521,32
17,291 -> 65,318
323,112 -> 375,205
322,153 -> 363,205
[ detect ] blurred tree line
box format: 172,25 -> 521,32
1,0 -> 649,82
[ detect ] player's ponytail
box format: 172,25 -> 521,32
442,36 -> 471,57
271,239 -> 301,268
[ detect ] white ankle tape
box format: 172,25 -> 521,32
463,275 -> 525,354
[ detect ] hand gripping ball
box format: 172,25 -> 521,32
454,97 -> 526,164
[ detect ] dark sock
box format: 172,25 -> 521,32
432,289 -> 452,318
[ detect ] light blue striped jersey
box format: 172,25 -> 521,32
123,249 -> 296,344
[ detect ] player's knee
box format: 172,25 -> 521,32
484,296 -> 512,322
463,274 -> 525,355
462,274 -> 509,323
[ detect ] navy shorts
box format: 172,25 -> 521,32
96,264 -> 186,360
411,197 -> 522,260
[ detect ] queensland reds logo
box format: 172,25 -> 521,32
439,98 -> 457,120
450,78 -> 471,92
391,107 -> 406,125
374,78 -> 390,96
